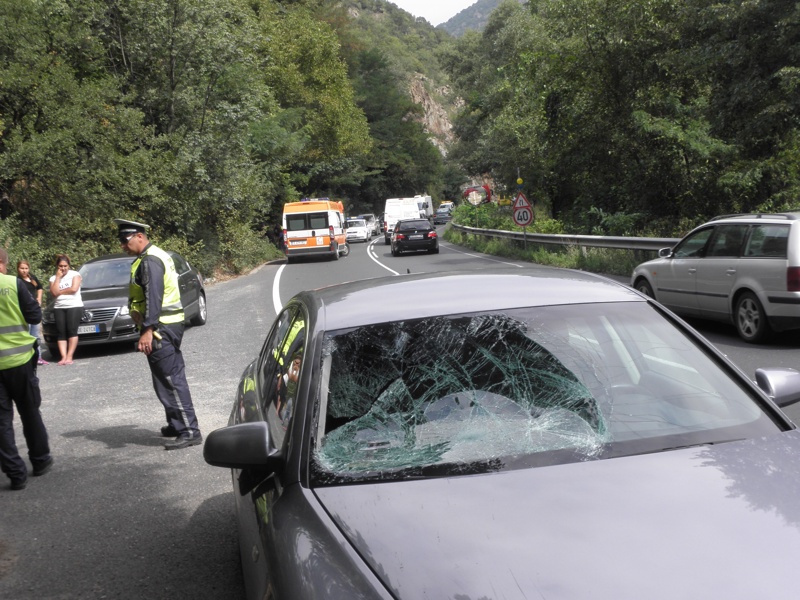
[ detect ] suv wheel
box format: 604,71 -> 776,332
735,292 -> 770,343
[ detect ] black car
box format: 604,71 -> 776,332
42,252 -> 206,356
390,218 -> 439,255
204,268 -> 800,599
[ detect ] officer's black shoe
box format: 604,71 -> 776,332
161,424 -> 178,437
33,457 -> 53,477
164,434 -> 203,451
10,477 -> 27,490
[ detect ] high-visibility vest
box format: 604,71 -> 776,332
130,245 -> 184,325
0,273 -> 36,369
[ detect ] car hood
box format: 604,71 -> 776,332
45,287 -> 128,312
315,430 -> 800,599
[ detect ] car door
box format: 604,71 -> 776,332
656,226 -> 714,316
238,306 -> 306,598
694,224 -> 749,322
169,252 -> 199,317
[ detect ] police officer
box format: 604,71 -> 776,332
115,219 -> 202,450
0,248 -> 52,489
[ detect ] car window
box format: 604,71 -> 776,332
744,224 -> 789,258
673,227 -> 713,258
78,260 -> 132,289
256,307 -> 305,449
286,214 -> 308,232
169,253 -> 189,275
398,220 -> 431,232
308,213 -> 329,230
312,303 -> 779,484
706,224 -> 748,257
347,220 -> 366,228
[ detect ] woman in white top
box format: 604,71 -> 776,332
48,254 -> 83,365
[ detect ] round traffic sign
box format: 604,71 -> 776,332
513,206 -> 533,227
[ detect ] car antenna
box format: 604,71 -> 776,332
407,268 -> 411,274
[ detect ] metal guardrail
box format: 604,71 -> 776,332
451,224 -> 680,252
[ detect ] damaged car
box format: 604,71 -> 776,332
204,268 -> 800,600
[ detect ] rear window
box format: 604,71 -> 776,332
286,212 -> 330,232
347,220 -> 367,228
398,220 -> 431,232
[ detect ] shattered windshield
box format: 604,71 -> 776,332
312,303 -> 780,484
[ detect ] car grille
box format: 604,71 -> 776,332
82,307 -> 119,322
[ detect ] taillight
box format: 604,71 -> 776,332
428,231 -> 438,239
396,234 -> 407,241
282,229 -> 288,253
788,267 -> 800,291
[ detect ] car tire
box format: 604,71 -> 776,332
429,247 -> 439,254
735,291 -> 771,343
391,246 -> 399,257
385,236 -> 390,245
634,278 -> 655,298
342,243 -> 351,257
190,293 -> 207,326
46,344 -> 59,360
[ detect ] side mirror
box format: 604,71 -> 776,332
658,247 -> 673,258
755,368 -> 800,408
203,421 -> 280,469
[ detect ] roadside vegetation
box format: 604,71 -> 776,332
443,203 -> 665,277
0,0 -> 797,280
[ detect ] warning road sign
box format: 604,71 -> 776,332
513,193 -> 533,227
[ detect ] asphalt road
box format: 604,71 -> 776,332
2,228 -> 799,598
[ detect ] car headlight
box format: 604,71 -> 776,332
120,306 -> 130,316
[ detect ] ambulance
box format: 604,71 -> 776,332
282,198 -> 349,262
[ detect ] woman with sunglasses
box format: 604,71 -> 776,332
48,255 -> 83,365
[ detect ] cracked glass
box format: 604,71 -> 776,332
312,303 -> 780,484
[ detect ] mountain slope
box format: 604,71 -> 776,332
439,0 -> 525,37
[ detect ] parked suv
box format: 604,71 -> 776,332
631,212 -> 800,343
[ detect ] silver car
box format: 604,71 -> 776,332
632,212 -> 800,342
204,267 -> 800,599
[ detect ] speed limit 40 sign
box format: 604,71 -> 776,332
513,193 -> 533,227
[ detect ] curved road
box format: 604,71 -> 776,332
2,228 -> 799,598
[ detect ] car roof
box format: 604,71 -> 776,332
295,268 -> 643,331
709,211 -> 800,223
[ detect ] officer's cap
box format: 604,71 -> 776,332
113,218 -> 150,242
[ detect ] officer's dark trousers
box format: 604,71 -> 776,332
0,354 -> 50,481
146,323 -> 200,438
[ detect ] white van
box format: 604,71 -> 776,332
414,195 -> 433,221
384,198 -> 424,244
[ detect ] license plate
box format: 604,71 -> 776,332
409,234 -> 423,240
78,324 -> 99,334
289,240 -> 306,246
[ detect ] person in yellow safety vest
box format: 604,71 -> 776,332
0,247 -> 53,490
115,219 -> 202,450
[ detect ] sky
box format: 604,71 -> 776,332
389,0 -> 476,26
